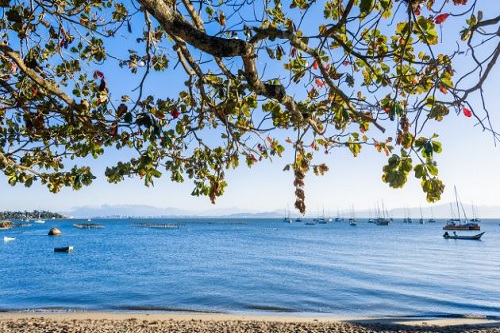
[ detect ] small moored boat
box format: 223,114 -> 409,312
443,232 -> 485,240
3,236 -> 15,242
54,246 -> 73,252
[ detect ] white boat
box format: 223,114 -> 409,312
282,208 -> 291,223
314,206 -> 328,224
375,201 -> 390,225
428,207 -> 436,223
470,201 -> 481,222
3,236 -> 15,242
34,212 -> 45,224
419,206 -> 425,224
443,186 -> 480,231
349,205 -> 356,224
403,207 -> 412,223
443,231 -> 484,240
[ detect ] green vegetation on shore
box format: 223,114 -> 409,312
0,211 -> 66,220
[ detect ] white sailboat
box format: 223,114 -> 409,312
282,206 -> 291,223
34,211 -> 45,224
443,186 -> 480,231
375,201 -> 390,225
314,206 -> 327,223
428,206 -> 436,223
335,208 -> 344,222
419,205 -> 425,224
470,201 -> 481,222
403,207 -> 413,223
349,205 -> 357,225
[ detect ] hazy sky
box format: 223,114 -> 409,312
1,1 -> 499,216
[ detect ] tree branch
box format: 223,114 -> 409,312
137,0 -> 308,127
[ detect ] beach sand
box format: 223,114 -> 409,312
0,312 -> 499,333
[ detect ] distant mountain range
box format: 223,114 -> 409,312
64,204 -> 282,219
63,203 -> 500,219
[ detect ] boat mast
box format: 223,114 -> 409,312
454,186 -> 461,222
459,198 -> 469,222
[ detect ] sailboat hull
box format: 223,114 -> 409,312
443,223 -> 480,231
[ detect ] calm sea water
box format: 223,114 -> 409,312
1,218 -> 499,318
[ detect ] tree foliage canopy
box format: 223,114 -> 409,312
0,0 -> 498,213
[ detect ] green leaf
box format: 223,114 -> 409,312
432,140 -> 442,154
360,0 -> 374,17
427,164 -> 438,176
414,164 -> 424,179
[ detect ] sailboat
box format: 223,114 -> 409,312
282,206 -> 291,223
34,212 -> 45,224
403,207 -> 413,223
428,207 -> 436,223
443,187 -> 480,231
470,201 -> 481,222
335,208 -> 344,222
419,206 -> 425,224
367,207 -> 374,223
348,205 -> 357,225
375,201 -> 390,225
314,206 -> 327,224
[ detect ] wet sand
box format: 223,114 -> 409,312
0,312 -> 499,332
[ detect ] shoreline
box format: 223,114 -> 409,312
0,311 -> 499,332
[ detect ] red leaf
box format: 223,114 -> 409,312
315,78 -> 325,87
435,13 -> 450,24
171,107 -> 180,119
343,60 -> 349,66
308,87 -> 317,98
94,70 -> 105,79
414,6 -> 421,16
439,85 -> 448,94
312,60 -> 318,70
462,107 -> 472,118
109,123 -> 118,136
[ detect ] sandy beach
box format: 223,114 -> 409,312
0,312 -> 499,333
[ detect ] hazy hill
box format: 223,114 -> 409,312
63,203 -> 500,219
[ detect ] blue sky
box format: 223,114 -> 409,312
1,1 -> 499,217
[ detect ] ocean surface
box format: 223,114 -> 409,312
1,217 -> 499,318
